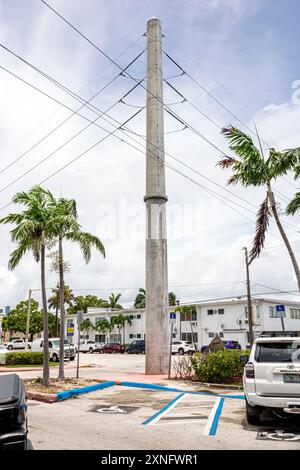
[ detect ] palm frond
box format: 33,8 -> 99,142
66,231 -> 105,263
8,240 -> 32,270
249,195 -> 271,264
286,192 -> 300,216
221,126 -> 261,161
217,156 -> 238,169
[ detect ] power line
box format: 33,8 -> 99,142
0,47 -> 145,176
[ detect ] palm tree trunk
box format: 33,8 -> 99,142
268,185 -> 300,291
123,324 -> 125,346
41,244 -> 50,386
58,236 -> 65,379
55,304 -> 59,337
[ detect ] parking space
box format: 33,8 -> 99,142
27,383 -> 300,450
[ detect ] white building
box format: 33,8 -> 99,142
64,296 -> 300,350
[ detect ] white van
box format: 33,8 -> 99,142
31,338 -> 76,362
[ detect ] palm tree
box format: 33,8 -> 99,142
0,186 -> 56,385
95,319 -> 111,343
80,319 -> 94,340
110,314 -> 132,345
108,293 -> 123,309
48,284 -> 74,336
46,195 -> 105,379
134,288 -> 146,309
218,126 -> 300,291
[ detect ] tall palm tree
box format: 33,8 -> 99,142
80,319 -> 94,339
0,186 -> 56,385
218,126 -> 300,291
110,314 -> 132,345
134,288 -> 146,309
108,293 -> 123,309
95,319 -> 111,343
48,284 -> 74,336
46,195 -> 105,379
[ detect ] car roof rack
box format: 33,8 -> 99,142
259,331 -> 300,337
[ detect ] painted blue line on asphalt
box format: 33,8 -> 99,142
121,381 -> 244,399
142,393 -> 186,425
209,398 -> 225,436
56,381 -> 115,401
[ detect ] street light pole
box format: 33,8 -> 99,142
243,247 -> 254,348
25,289 -> 32,351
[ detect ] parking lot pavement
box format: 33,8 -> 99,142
27,384 -> 300,450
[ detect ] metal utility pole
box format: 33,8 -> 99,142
243,247 -> 254,348
25,289 -> 32,351
144,17 -> 170,374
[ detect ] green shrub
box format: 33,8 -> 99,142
191,349 -> 250,384
5,351 -> 44,365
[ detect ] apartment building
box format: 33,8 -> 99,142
65,296 -> 300,349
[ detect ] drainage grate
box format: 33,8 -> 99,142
257,428 -> 300,441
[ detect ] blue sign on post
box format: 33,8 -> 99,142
169,312 -> 176,324
67,323 -> 75,336
276,305 -> 286,318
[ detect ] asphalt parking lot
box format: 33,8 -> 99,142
27,381 -> 300,450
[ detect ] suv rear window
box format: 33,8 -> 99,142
255,342 -> 300,363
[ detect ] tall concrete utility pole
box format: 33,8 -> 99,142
243,247 -> 254,348
144,17 -> 170,374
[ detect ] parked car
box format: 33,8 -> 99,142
5,339 -> 29,351
172,340 -> 196,355
126,340 -> 145,354
200,339 -> 241,353
99,343 -> 125,354
79,340 -> 102,354
0,374 -> 28,449
31,338 -> 76,362
240,333 -> 300,425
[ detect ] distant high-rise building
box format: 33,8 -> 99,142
4,306 -> 10,315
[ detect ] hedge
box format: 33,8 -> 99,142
5,351 -> 44,365
191,349 -> 250,384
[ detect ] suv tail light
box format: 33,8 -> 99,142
245,362 -> 255,378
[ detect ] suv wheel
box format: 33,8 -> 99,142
52,353 -> 58,362
246,401 -> 261,425
89,347 -> 93,354
7,345 -> 13,350
178,348 -> 184,356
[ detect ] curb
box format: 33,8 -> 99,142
56,381 -> 116,401
26,391 -> 58,403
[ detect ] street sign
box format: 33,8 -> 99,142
77,310 -> 84,326
169,312 -> 176,324
67,323 -> 74,336
276,305 -> 286,318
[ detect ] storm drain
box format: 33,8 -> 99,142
257,428 -> 300,441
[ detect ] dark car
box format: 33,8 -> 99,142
201,339 -> 242,353
99,343 -> 125,354
0,374 -> 29,450
126,340 -> 145,354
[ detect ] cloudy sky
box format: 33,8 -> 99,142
0,0 -> 300,310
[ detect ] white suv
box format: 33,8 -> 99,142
172,341 -> 196,355
79,340 -> 102,353
241,333 -> 300,425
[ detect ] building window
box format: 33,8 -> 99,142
290,308 -> 300,319
207,309 -> 214,316
269,306 -> 281,318
256,305 -> 261,319
208,332 -> 215,338
95,334 -> 105,343
95,316 -> 106,323
219,332 -> 224,338
137,333 -> 141,338
181,332 -> 198,343
109,334 -> 120,343
218,309 -> 224,315
137,314 -> 141,319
